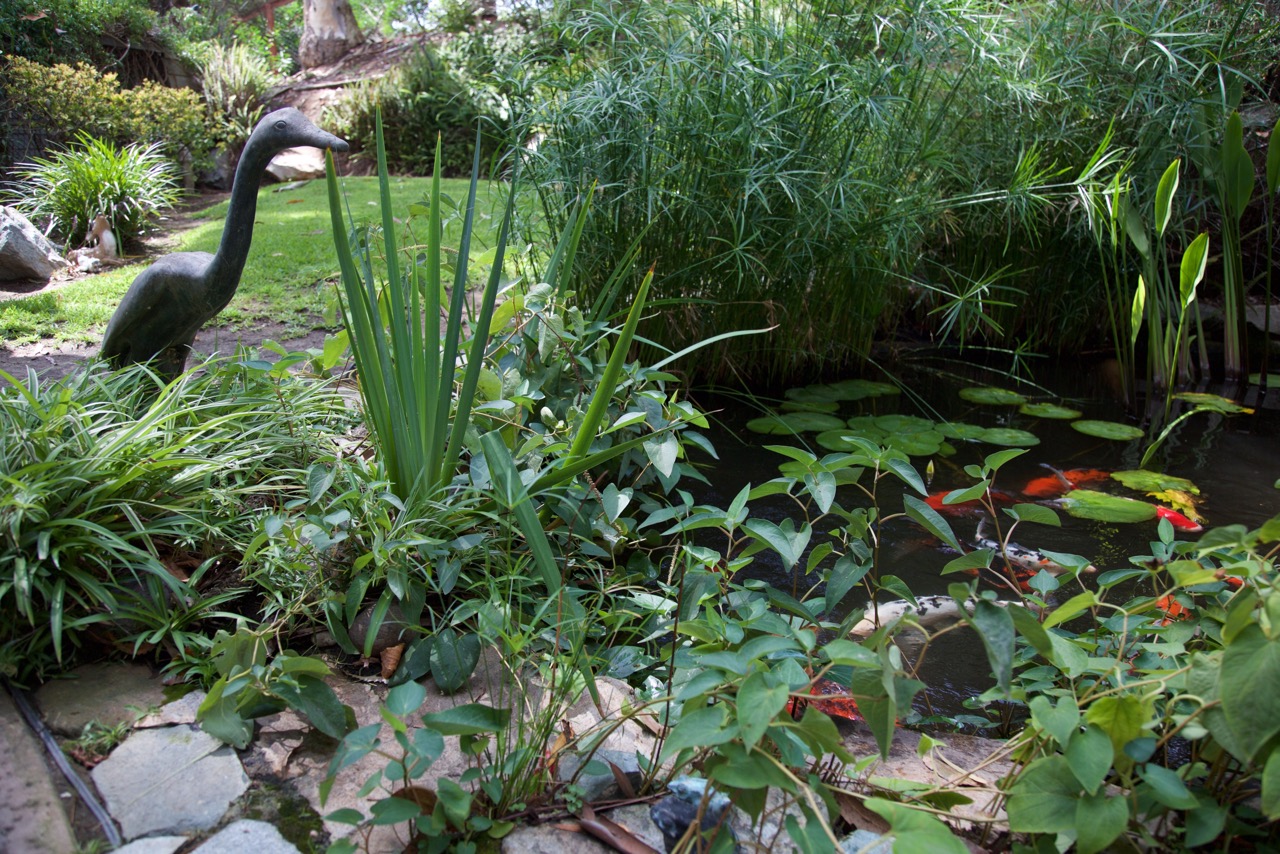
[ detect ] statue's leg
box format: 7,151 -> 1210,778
156,342 -> 193,381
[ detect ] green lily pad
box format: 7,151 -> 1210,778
780,400 -> 840,414
874,414 -> 936,433
1072,420 -> 1144,441
1110,470 -> 1200,495
936,421 -> 987,441
1057,489 -> 1157,523
885,430 -> 945,456
746,412 -> 846,435
816,429 -> 882,452
1018,402 -> 1082,420
1172,392 -> 1252,415
976,427 -> 1040,447
785,379 -> 899,403
959,386 -> 1027,405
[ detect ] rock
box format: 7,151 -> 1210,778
266,147 -> 328,182
559,748 -> 644,803
113,837 -> 188,854
35,662 -> 168,737
0,688 -> 78,853
194,818 -> 301,853
501,822 -> 613,853
651,777 -> 736,853
840,828 -> 893,853
0,205 -> 66,282
91,725 -> 250,840
135,690 -> 206,728
840,723 -> 1011,827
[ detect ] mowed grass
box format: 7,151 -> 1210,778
0,175 -> 511,345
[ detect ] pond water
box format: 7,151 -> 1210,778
688,355 -> 1280,722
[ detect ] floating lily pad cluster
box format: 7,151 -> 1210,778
959,385 -> 1143,443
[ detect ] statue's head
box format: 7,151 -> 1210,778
255,107 -> 350,154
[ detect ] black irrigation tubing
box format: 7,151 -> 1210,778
2,676 -> 123,849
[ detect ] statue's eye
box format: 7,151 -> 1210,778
275,121 -> 287,130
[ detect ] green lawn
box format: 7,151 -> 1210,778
0,176 -> 511,345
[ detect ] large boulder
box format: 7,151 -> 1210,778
266,146 -> 328,182
0,206 -> 66,282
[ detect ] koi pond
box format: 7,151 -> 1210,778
690,356 -> 1280,723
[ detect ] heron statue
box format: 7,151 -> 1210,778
100,108 -> 348,378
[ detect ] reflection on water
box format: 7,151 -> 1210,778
687,357 -> 1280,719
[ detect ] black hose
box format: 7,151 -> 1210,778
2,677 -> 124,849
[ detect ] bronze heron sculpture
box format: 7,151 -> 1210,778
100,108 -> 348,378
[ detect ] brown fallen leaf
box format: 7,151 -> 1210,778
380,642 -> 405,680
22,10 -> 49,19
577,804 -> 661,854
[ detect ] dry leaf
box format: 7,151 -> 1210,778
22,10 -> 49,19
380,643 -> 405,680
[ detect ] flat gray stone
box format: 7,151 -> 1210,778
36,662 -> 168,736
0,205 -> 66,282
266,147 -> 326,182
0,689 -> 78,853
135,690 -> 206,728
92,725 -> 249,840
113,836 -> 188,854
501,823 -> 612,853
195,819 -> 301,853
559,748 -> 644,803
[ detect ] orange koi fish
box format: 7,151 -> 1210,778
1022,465 -> 1111,499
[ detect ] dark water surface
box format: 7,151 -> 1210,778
687,358 -> 1280,720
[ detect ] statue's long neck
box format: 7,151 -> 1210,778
206,136 -> 274,307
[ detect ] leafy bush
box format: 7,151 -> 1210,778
2,133 -> 181,248
196,42 -> 278,154
3,57 -> 212,161
0,358 -> 356,683
324,44 -> 507,176
0,0 -> 156,67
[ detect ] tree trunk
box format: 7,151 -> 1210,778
298,0 -> 364,69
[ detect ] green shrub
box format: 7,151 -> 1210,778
2,133 -> 181,248
3,56 -> 213,162
0,358 -> 355,683
196,42 -> 278,153
324,44 -> 507,177
0,0 -> 156,67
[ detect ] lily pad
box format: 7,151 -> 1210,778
1172,392 -> 1253,415
1110,470 -> 1200,495
976,427 -> 1040,447
780,400 -> 840,414
936,421 -> 987,441
746,412 -> 845,435
785,379 -> 899,403
874,414 -> 936,433
1019,402 -> 1082,420
1248,373 -> 1280,387
1057,489 -> 1157,523
816,429 -> 881,452
959,386 -> 1027,405
885,430 -> 945,456
1072,420 -> 1144,441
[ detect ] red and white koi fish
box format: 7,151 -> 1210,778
974,516 -> 1097,580
848,594 -> 1015,636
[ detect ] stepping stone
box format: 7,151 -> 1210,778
0,689 -> 78,853
35,662 -> 167,736
92,725 -> 249,840
113,837 -> 188,854
195,819 -> 301,853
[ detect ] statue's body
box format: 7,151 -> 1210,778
100,108 -> 348,378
